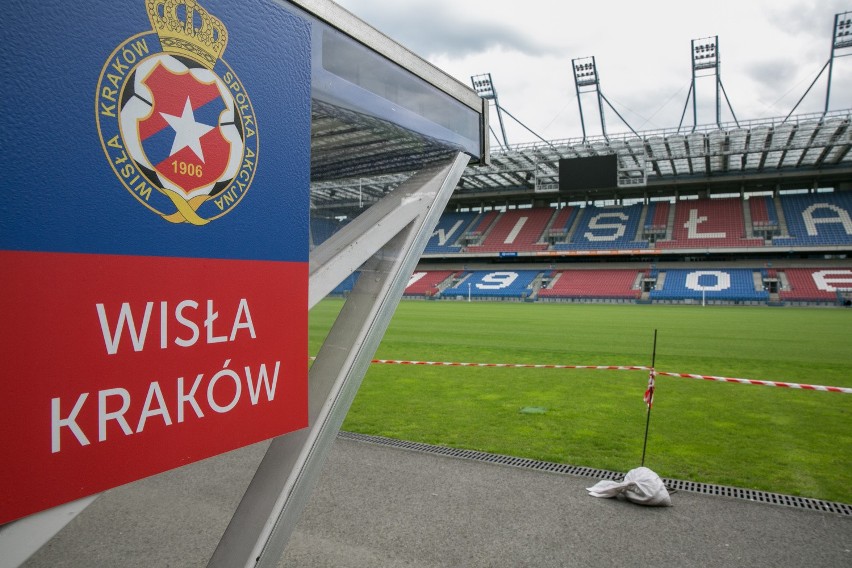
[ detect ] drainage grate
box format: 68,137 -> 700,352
338,431 -> 852,517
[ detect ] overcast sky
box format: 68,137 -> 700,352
334,0 -> 852,145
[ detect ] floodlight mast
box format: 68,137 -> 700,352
572,56 -> 607,141
695,36 -> 720,128
471,73 -> 509,149
571,56 -> 639,142
826,11 -> 852,113
679,36 -> 738,131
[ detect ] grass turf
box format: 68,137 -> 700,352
309,299 -> 852,503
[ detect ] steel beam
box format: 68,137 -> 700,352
207,152 -> 469,568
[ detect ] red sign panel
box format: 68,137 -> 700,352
2,0 -> 310,524
0,252 -> 308,523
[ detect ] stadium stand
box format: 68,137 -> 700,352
423,211 -> 478,255
649,269 -> 769,302
466,210 -> 500,243
333,266 -> 852,305
556,204 -> 648,250
419,193 -> 852,258
331,272 -> 359,295
644,201 -> 670,236
779,268 -> 852,302
466,208 -> 552,252
310,217 -> 342,249
404,270 -> 457,297
538,269 -> 641,300
748,195 -> 778,236
656,198 -> 765,249
547,206 -> 579,239
773,193 -> 852,247
441,270 -> 541,299
317,187 -> 852,304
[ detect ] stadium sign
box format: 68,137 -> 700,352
1,0 -> 310,524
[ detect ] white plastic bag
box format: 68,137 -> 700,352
586,467 -> 672,506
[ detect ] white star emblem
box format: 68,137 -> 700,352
160,97 -> 214,162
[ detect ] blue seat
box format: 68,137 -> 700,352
331,272 -> 359,295
554,204 -> 649,251
774,193 -> 852,247
442,270 -> 541,299
423,211 -> 478,254
650,269 -> 768,301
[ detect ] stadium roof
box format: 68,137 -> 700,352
455,110 -> 852,204
311,109 -> 852,217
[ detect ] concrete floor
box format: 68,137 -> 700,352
22,435 -> 852,567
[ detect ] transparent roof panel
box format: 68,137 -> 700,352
286,0 -> 487,247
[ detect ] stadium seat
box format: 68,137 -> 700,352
547,206 -> 579,237
467,210 -> 500,241
404,270 -> 457,297
423,211 -> 478,254
466,208 -> 553,252
644,201 -> 670,233
330,272 -> 359,295
649,269 -> 768,302
779,268 -> 852,302
773,193 -> 852,247
310,216 -> 343,250
538,269 -> 641,300
441,270 -> 541,299
555,204 -> 649,250
657,198 -> 764,249
749,195 -> 778,229
419,192 -> 852,258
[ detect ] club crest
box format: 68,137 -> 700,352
96,0 -> 258,225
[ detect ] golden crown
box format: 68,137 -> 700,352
146,0 -> 228,69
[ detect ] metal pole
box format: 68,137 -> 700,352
496,105 -> 556,149
783,60 -> 830,123
826,13 -> 839,114
640,329 -> 657,467
715,37 -> 722,128
691,39 -> 698,132
677,82 -> 694,133
494,99 -> 510,149
572,58 -> 588,142
593,56 -> 608,140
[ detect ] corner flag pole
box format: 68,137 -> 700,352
641,329 -> 657,467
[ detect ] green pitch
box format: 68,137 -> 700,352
310,299 -> 852,504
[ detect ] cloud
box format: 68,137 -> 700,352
336,0 -> 852,142
765,0 -> 848,39
746,58 -> 800,92
336,0 -> 557,58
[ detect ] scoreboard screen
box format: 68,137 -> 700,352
558,155 -> 618,192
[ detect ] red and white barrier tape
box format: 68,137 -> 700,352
651,370 -> 852,394
367,359 -> 852,394
372,359 -> 646,371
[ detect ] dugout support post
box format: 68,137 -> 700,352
206,152 -> 469,568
